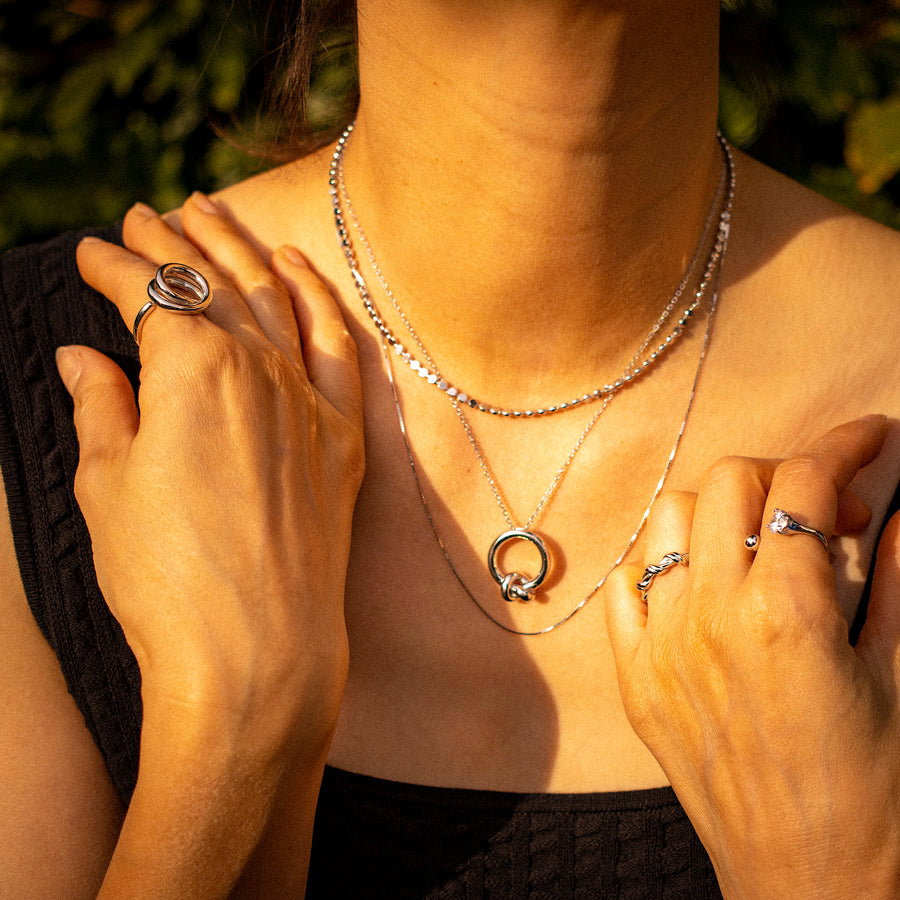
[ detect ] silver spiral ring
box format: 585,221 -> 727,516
133,263 -> 211,343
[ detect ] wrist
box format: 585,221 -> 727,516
137,627 -> 348,771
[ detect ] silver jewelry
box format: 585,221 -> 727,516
636,552 -> 690,602
767,508 -> 829,550
488,530 -> 550,602
333,126 -> 733,606
383,241 -> 727,633
134,263 -> 211,344
745,534 -> 760,551
359,128 -> 733,632
442,144 -> 730,604
330,122 -> 734,418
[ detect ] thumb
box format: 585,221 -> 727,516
856,510 -> 900,676
56,345 -> 139,495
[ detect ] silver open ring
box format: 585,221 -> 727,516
133,263 -> 211,344
766,508 -> 828,550
636,551 -> 689,602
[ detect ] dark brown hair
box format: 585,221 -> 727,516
258,0 -> 359,159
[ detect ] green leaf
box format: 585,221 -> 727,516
846,95 -> 900,193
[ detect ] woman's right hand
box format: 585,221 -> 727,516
58,194 -> 364,897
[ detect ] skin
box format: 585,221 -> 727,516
1,0 -> 900,896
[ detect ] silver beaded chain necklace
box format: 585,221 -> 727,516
385,232 -> 727,634
443,219 -> 726,605
335,131 -> 734,633
329,122 -> 731,418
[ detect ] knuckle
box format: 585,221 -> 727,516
322,324 -> 359,364
736,588 -> 787,647
72,457 -> 105,511
774,451 -> 832,488
740,565 -> 844,646
620,684 -> 656,734
185,325 -> 244,376
651,489 -> 696,522
71,463 -> 91,505
249,274 -> 290,305
255,341 -> 296,391
142,325 -> 252,400
683,606 -> 725,655
701,454 -> 759,493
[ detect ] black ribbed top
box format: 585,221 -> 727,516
8,227 -> 890,898
308,767 -> 721,898
0,226 -> 142,802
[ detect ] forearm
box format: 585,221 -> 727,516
98,692 -> 336,899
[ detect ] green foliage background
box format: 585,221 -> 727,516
2,0 -> 899,252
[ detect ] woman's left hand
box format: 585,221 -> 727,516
606,416 -> 900,899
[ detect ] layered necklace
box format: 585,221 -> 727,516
330,125 -> 735,634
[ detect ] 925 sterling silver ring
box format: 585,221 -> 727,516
766,508 -> 828,550
133,263 -> 211,344
636,551 -> 689,602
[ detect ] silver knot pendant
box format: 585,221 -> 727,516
488,529 -> 550,602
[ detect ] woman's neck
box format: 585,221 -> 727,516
345,0 -> 722,401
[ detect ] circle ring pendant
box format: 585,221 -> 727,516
488,530 -> 550,602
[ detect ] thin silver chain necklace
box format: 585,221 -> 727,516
330,122 -> 732,418
444,231 -> 723,605
385,238 -> 727,633
338,133 -> 734,632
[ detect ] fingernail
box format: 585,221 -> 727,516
131,202 -> 158,218
55,346 -> 83,396
861,413 -> 888,424
78,236 -> 103,246
189,191 -> 220,215
279,245 -> 308,267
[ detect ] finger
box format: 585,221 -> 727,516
56,345 -> 139,506
120,202 -> 259,339
270,246 -> 362,425
638,490 -> 695,611
689,455 -> 770,586
76,236 -> 211,356
758,416 -> 888,562
690,458 -> 871,580
180,193 -> 304,363
856,510 -> 900,676
604,561 -> 650,680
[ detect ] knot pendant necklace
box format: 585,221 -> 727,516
331,126 -> 735,630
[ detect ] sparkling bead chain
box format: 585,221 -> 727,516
329,121 -> 734,418
453,191 -> 732,532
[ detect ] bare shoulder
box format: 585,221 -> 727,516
0,477 -> 123,897
727,152 -> 900,412
737,152 -> 899,306
208,146 -> 338,262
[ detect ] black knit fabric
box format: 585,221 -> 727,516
0,226 -> 142,803
308,767 -> 722,899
